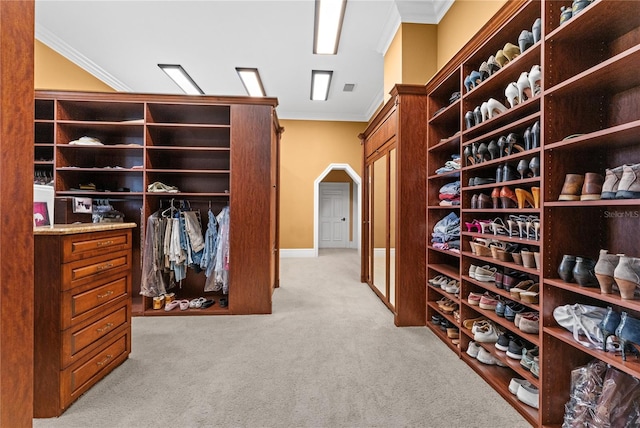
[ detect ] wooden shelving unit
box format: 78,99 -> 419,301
34,91 -> 282,316
421,0 -> 640,426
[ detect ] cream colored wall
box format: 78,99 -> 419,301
279,119 -> 364,248
35,41 -> 114,92
436,0 -> 507,69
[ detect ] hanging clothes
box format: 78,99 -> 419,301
214,206 -> 230,294
201,209 -> 220,292
140,211 -> 173,297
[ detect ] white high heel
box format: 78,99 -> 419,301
505,82 -> 519,108
528,65 -> 542,96
486,98 -> 508,119
480,101 -> 489,122
516,72 -> 531,103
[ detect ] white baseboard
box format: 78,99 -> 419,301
280,249 -> 316,258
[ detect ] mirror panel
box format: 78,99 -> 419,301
372,155 -> 387,298
389,149 -> 396,308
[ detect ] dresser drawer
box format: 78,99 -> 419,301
62,250 -> 131,291
62,305 -> 128,367
63,229 -> 132,263
62,273 -> 129,329
61,332 -> 130,411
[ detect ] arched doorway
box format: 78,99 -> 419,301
313,163 -> 361,257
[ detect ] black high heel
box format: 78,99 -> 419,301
465,111 -> 475,129
472,143 -> 480,164
506,133 -> 525,156
478,142 -> 489,162
497,135 -> 507,158
531,120 -> 540,149
464,145 -> 474,166
615,311 -> 640,361
599,307 -> 621,352
487,140 -> 499,160
473,106 -> 482,125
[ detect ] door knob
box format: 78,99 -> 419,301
341,218 -> 346,221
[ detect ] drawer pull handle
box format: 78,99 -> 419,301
96,263 -> 114,271
96,240 -> 114,247
96,354 -> 113,367
96,322 -> 114,333
97,290 -> 114,299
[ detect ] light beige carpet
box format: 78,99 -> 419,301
34,249 -> 530,428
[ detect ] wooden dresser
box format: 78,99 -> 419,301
33,222 -> 136,417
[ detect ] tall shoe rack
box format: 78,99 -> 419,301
424,0 -> 640,425
34,91 -> 282,316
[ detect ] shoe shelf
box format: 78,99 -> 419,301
463,252 -> 541,276
428,263 -> 460,279
427,246 -> 461,258
462,231 -> 540,247
544,277 -> 640,313
545,120 -> 640,152
463,43 -> 541,105
428,133 -> 460,153
427,170 -> 460,181
463,178 -> 540,192
428,99 -> 460,126
463,113 -> 540,148
462,97 -> 540,141
544,0 -> 640,87
461,351 -> 539,426
544,326 -> 640,375
463,276 -> 540,311
465,338 -> 540,386
426,317 -> 460,355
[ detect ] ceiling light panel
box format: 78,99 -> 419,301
311,70 -> 333,101
314,0 -> 347,54
236,67 -> 266,97
158,64 -> 204,95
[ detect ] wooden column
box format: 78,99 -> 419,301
0,1 -> 35,426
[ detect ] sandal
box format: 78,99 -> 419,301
189,297 -> 207,309
201,299 -> 216,309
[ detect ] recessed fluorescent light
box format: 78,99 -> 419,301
314,0 -> 347,55
311,70 -> 333,101
158,64 -> 204,95
236,67 -> 266,97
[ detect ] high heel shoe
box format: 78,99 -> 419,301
503,42 -> 521,61
500,186 -> 518,209
505,218 -> 519,237
480,101 -> 489,122
497,136 -> 507,158
464,75 -> 474,93
594,250 -> 622,294
506,132 -> 525,156
531,120 -> 540,148
502,163 -> 519,182
531,187 -> 540,208
487,140 -> 499,160
615,312 -> 640,361
473,106 -> 483,125
487,55 -> 501,74
613,256 -> 640,299
478,142 -> 489,163
495,49 -> 508,67
529,156 -> 540,177
491,187 -> 501,209
478,219 -> 493,234
486,98 -> 508,119
523,127 -> 532,151
515,188 -> 535,209
469,70 -> 482,88
532,18 -> 542,44
599,307 -> 621,352
491,217 -> 510,236
465,220 -> 481,233
529,217 -> 541,240
505,82 -> 519,108
465,111 -> 475,129
516,72 -> 531,103
517,159 -> 530,179
479,62 -> 491,81
464,145 -> 475,166
518,30 -> 534,53
472,142 -> 481,164
528,65 -> 541,97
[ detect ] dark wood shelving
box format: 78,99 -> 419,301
428,99 -> 460,125
428,246 -> 461,258
462,275 -> 540,312
462,300 -> 540,347
544,199 -> 640,208
35,91 -> 281,318
544,277 -> 640,312
427,263 -> 460,278
427,170 -> 461,181
462,251 -> 541,276
462,97 -> 540,141
461,231 -> 541,247
428,133 -> 461,152
544,120 -> 640,151
462,176 -> 541,191
462,146 -> 542,172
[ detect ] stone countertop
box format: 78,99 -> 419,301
34,222 -> 137,235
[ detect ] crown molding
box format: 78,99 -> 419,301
36,23 -> 132,92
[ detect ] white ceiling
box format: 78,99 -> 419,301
35,0 -> 454,122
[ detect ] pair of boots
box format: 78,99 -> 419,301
595,250 -> 640,299
558,163 -> 640,201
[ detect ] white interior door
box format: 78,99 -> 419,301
319,183 -> 350,248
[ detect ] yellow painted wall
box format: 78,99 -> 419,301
436,0 -> 507,70
279,119 -> 364,248
401,23 -> 438,85
35,40 -> 114,92
383,27 -> 403,103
